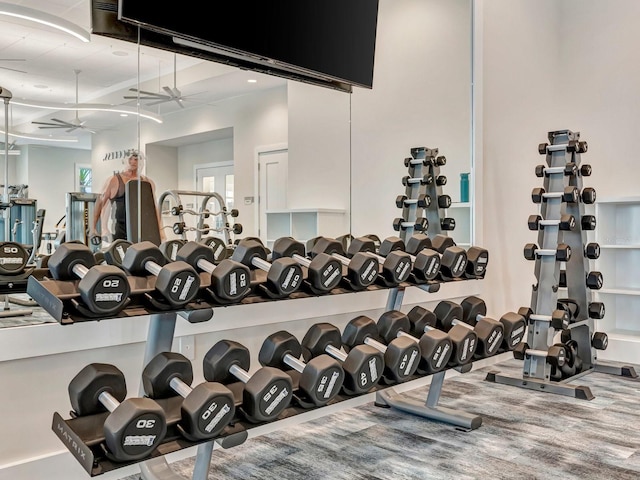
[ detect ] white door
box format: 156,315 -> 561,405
258,149 -> 288,242
195,161 -> 234,232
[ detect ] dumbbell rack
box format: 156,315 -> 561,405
397,146 -> 455,244
158,190 -> 239,245
486,129 -> 636,399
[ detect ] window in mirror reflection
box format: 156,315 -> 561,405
75,164 -> 93,194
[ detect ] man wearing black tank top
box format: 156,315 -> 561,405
91,151 -> 161,242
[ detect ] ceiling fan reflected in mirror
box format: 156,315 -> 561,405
31,69 -> 97,134
124,54 -> 202,109
0,59 -> 27,73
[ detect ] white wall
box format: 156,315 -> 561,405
350,0 -> 472,239
479,0 -> 640,317
24,145 -> 92,233
287,82 -> 351,218
478,0 -> 561,315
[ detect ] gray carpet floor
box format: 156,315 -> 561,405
0,294 -> 56,328
120,357 -> 640,480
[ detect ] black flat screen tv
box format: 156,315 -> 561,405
116,0 -> 379,93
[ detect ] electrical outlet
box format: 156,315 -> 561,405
178,335 -> 195,360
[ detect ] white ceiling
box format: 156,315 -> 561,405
0,0 -> 286,148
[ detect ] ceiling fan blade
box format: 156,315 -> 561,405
36,126 -> 67,129
145,99 -> 172,106
50,119 -> 74,126
128,89 -> 169,98
0,66 -> 27,74
173,98 -> 185,108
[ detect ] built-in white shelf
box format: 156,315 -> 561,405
265,208 -> 346,248
593,196 -> 640,363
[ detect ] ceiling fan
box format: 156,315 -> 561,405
124,54 -> 200,109
0,59 -> 27,74
31,70 -> 97,133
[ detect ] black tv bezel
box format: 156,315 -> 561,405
113,0 -> 378,93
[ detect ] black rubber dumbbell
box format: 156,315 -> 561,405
271,237 -> 343,294
159,239 -> 187,262
142,351 -> 236,440
48,242 -> 131,315
378,236 -> 441,283
231,238 -> 303,298
513,342 -> 566,368
176,241 -> 251,304
428,234 -> 468,280
347,236 -> 412,287
518,306 -> 570,330
122,241 -> 201,307
259,330 -> 345,407
101,239 -> 132,268
434,300 -> 503,359
204,339 -> 293,423
377,309 -> 452,375
302,322 -> 384,395
342,315 -> 421,384
310,237 -> 379,290
68,363 -> 167,462
461,296 -> 526,351
464,246 -> 490,279
406,306 -> 476,367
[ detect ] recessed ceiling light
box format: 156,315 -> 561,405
112,51 -> 129,56
33,84 -> 48,89
247,79 -> 257,83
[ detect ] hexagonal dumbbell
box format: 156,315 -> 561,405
259,330 -> 345,407
231,238 -> 303,298
464,245 -> 490,279
301,323 -> 384,396
531,186 -> 579,204
460,296 -> 526,351
518,306 -> 569,331
429,234 -> 468,280
159,239 -> 187,262
523,243 -> 571,262
347,236 -> 412,287
434,300 -> 504,360
513,343 -> 566,368
141,352 -> 236,440
342,315 -> 421,384
271,237 -> 343,294
406,306 -> 476,367
48,242 -> 131,315
68,363 -> 167,462
122,241 -> 201,307
102,239 -> 132,268
378,236 -> 441,283
204,340 -> 293,423
377,309 -> 452,375
310,237 -> 379,291
176,241 -> 250,304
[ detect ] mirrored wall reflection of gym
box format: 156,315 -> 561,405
2,1 -> 640,480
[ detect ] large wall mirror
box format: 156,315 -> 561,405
0,0 -> 472,328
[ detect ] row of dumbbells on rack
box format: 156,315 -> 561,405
61,296 -> 525,464
32,233 -> 490,319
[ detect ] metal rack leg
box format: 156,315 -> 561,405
375,370 -> 482,431
139,312 -> 215,480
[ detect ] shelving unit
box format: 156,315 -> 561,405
594,196 -> 640,363
446,202 -> 471,246
265,209 -> 346,248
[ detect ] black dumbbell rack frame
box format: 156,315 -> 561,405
486,129 -> 636,400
